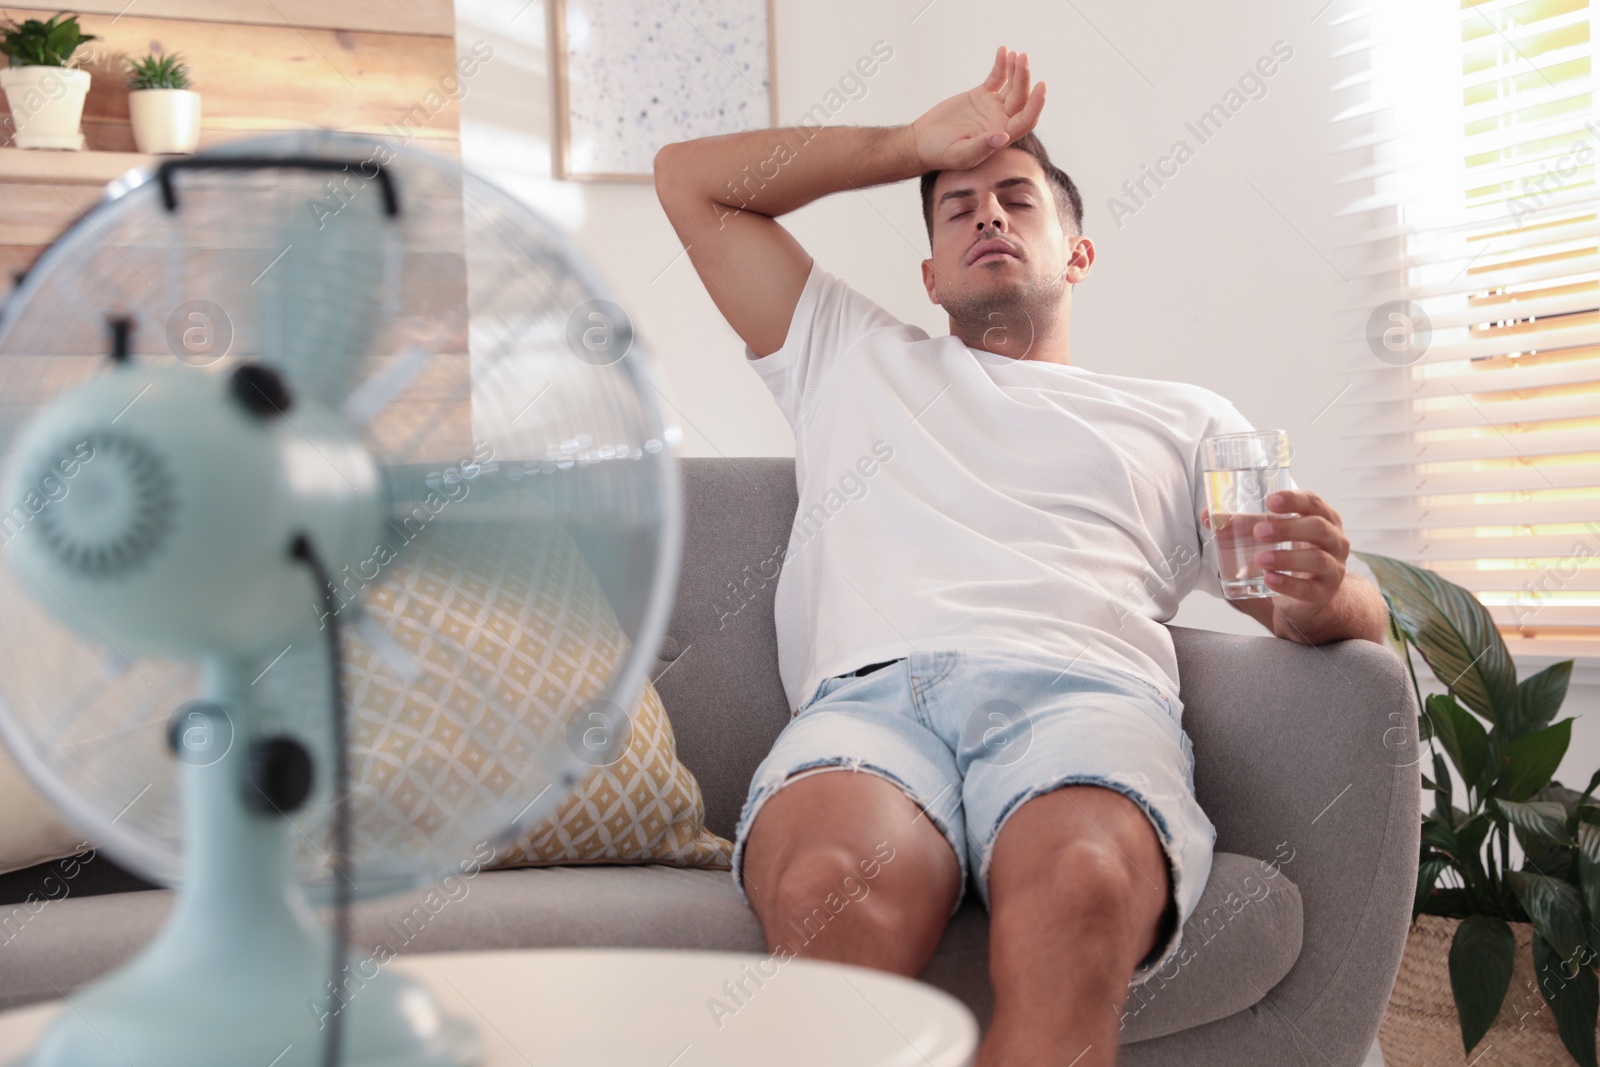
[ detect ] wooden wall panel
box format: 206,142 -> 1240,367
0,183 -> 104,245
0,4 -> 473,464
2,1 -> 455,37
0,245 -> 40,289
1,6 -> 466,302
1,150 -> 153,294
2,15 -> 465,152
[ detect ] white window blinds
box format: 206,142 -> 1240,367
1337,0 -> 1600,652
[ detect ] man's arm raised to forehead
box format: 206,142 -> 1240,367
652,45 -> 1046,359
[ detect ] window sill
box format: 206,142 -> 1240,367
1502,634 -> 1600,688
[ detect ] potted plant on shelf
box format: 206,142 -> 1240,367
125,51 -> 198,155
1356,550 -> 1594,1067
0,12 -> 98,151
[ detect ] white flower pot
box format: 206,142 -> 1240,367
128,88 -> 201,154
0,66 -> 90,151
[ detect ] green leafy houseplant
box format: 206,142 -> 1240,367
125,52 -> 190,91
1356,550 -> 1592,1066
0,12 -> 98,68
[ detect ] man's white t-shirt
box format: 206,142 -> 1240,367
745,259 -> 1263,714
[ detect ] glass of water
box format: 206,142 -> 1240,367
1201,430 -> 1297,600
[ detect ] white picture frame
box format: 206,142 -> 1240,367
551,0 -> 778,182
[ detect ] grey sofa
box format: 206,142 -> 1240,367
0,456 -> 1421,1065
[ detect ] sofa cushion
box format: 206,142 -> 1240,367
489,679 -> 731,870
1115,851 -> 1303,1040
0,850 -> 1301,1041
646,458 -> 802,842
0,501 -> 733,890
347,521 -> 731,871
0,745 -> 84,877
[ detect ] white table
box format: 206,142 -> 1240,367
0,948 -> 979,1066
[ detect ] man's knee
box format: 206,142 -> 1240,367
1042,838 -> 1151,919
992,785 -> 1166,901
992,837 -> 1170,981
990,785 -> 1171,928
764,840 -> 950,971
770,843 -> 883,933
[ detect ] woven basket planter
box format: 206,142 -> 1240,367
1381,913 -> 1598,1066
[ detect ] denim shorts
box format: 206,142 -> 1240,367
730,647 -> 1217,988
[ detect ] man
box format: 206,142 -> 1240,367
654,45 -> 1387,1067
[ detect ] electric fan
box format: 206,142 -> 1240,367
0,130 -> 682,1065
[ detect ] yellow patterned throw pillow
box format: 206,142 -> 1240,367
491,676 -> 729,868
344,519 -> 731,874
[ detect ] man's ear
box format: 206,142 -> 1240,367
1065,235 -> 1096,284
922,258 -> 940,304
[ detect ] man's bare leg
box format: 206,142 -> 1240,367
979,784 -> 1173,1067
739,767 -> 963,977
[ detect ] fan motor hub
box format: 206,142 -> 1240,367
0,363 -> 385,658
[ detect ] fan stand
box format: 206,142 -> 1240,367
25,662 -> 482,1067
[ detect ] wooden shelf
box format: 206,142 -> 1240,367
0,131 -> 457,187
0,147 -> 155,185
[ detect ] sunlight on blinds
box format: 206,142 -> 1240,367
1336,0 -> 1600,648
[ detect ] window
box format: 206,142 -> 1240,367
1340,0 -> 1600,660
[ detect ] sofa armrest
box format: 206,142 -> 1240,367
1169,624 -> 1421,1064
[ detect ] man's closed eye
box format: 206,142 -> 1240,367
950,203 -> 1030,219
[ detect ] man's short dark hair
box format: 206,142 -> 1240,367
919,131 -> 1083,245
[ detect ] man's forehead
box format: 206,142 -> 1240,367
933,153 -> 1047,200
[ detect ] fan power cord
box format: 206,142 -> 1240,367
289,533 -> 351,1067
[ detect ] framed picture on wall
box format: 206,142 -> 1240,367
551,0 -> 778,181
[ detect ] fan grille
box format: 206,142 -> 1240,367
0,130 -> 681,898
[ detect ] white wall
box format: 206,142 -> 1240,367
452,0 -> 1597,770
